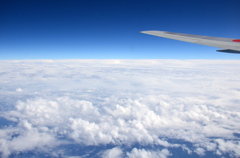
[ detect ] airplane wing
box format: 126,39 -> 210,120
140,31 -> 240,54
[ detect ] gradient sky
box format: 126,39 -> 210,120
1,0 -> 240,59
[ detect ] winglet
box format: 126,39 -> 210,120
217,49 -> 240,54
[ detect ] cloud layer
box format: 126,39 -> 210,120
0,60 -> 240,157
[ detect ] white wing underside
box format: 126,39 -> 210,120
140,31 -> 240,53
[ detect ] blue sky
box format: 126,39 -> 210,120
1,0 -> 240,59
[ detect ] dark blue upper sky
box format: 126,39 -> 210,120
1,0 -> 240,59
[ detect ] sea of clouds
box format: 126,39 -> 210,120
0,60 -> 240,158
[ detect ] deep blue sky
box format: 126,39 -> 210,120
1,0 -> 240,59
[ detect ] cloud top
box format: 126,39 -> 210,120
0,60 -> 240,157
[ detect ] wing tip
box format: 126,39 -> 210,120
140,31 -> 153,34
140,30 -> 168,34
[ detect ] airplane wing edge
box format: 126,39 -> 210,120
140,30 -> 240,53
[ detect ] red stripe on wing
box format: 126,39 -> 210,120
232,39 -> 240,42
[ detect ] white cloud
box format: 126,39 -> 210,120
194,147 -> 205,156
15,88 -> 22,92
127,148 -> 171,158
101,147 -> 123,158
0,60 -> 240,157
215,139 -> 240,157
0,128 -> 56,158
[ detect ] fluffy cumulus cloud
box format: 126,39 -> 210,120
0,60 -> 240,157
101,147 -> 123,158
127,148 -> 171,158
